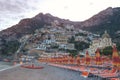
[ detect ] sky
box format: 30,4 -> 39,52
0,0 -> 120,31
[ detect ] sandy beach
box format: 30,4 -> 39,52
0,62 -> 102,80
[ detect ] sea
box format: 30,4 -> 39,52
0,62 -> 13,71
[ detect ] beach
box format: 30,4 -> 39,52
0,62 -> 102,80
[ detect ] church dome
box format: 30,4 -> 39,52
102,31 -> 110,38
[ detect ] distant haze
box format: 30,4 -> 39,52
0,0 -> 120,31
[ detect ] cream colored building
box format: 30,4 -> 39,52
88,31 -> 113,56
54,32 -> 68,44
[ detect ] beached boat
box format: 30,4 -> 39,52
21,64 -> 44,69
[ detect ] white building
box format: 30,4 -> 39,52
43,39 -> 56,44
59,43 -> 75,50
35,44 -> 47,51
20,55 -> 35,62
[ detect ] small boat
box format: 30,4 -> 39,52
21,64 -> 44,69
3,59 -> 11,62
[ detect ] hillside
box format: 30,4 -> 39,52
1,7 -> 120,41
0,13 -> 80,55
81,7 -> 120,41
0,13 -> 80,41
0,7 -> 120,55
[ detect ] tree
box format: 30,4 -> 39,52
68,36 -> 75,43
5,40 -> 20,56
0,38 -> 7,55
116,43 -> 120,51
75,33 -> 87,36
101,46 -> 112,56
74,41 -> 89,51
67,50 -> 78,57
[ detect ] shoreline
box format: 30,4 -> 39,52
0,64 -> 21,72
0,62 -> 101,80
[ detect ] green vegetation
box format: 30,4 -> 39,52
115,43 -> 120,56
100,46 -> 112,56
100,44 -> 120,56
68,36 -> 90,56
51,44 -> 59,49
67,50 -> 78,57
116,43 -> 120,51
68,36 -> 90,51
75,33 -> 87,36
74,41 -> 89,51
68,36 -> 75,43
0,40 -> 20,56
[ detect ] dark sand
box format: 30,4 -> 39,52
0,63 -> 102,80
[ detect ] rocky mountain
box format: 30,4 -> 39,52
0,13 -> 80,41
81,7 -> 120,40
0,7 -> 120,55
0,13 -> 81,55
1,7 -> 120,41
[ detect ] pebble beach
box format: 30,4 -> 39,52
0,62 -> 103,80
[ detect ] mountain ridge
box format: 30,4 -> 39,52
1,7 -> 120,41
81,7 -> 120,40
0,13 -> 81,41
0,7 -> 120,45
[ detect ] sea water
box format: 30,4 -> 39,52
0,62 -> 13,71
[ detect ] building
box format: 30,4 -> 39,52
34,43 -> 47,51
20,55 -> 35,62
54,32 -> 68,44
66,43 -> 75,50
59,43 -> 75,50
88,31 -> 114,56
75,36 -> 85,42
43,39 -> 56,44
65,25 -> 74,31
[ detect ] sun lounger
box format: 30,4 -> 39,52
98,68 -> 118,78
110,78 -> 120,80
79,66 -> 86,72
101,73 -> 118,78
100,68 -> 117,75
89,68 -> 100,74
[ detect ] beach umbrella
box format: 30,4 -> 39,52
76,55 -> 80,66
112,46 -> 119,67
118,57 -> 120,69
62,55 -> 67,64
69,55 -> 74,64
57,57 -> 62,64
95,48 -> 102,65
85,51 -> 91,65
65,55 -> 69,64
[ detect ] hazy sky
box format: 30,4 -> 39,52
0,0 -> 120,31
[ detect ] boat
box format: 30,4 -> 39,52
21,64 -> 44,69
